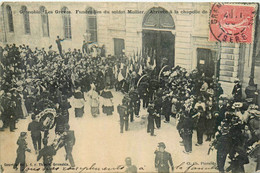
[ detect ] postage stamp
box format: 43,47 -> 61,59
209,3 -> 256,43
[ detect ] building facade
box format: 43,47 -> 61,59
0,2 -> 259,97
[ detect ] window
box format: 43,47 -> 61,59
6,5 -> 14,32
143,7 -> 175,29
86,7 -> 97,42
21,6 -> 30,34
40,6 -> 49,37
62,7 -> 71,39
114,38 -> 125,57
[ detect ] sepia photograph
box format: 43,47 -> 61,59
0,1 -> 259,173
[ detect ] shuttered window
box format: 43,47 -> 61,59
86,7 -> 97,42
40,6 -> 49,37
21,6 -> 30,34
62,7 -> 71,39
6,5 -> 14,32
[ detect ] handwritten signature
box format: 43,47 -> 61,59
175,162 -> 217,173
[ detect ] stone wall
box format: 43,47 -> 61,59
0,2 -> 258,96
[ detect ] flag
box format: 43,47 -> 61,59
152,58 -> 156,70
133,51 -> 136,63
130,64 -> 133,72
138,64 -> 143,76
130,55 -> 133,67
114,65 -> 118,79
147,56 -> 151,65
149,48 -> 153,58
118,71 -> 124,81
139,49 -> 142,62
126,66 -> 129,78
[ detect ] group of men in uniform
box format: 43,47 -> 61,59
14,123 -> 76,173
117,87 -> 141,133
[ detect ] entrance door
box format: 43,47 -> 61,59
197,48 -> 215,77
114,38 -> 125,57
142,7 -> 175,72
142,30 -> 175,71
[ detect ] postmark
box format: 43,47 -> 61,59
209,3 -> 256,43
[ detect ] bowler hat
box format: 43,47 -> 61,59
20,132 -> 27,137
234,78 -> 240,83
158,142 -> 166,148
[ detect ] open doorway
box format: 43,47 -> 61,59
197,48 -> 215,78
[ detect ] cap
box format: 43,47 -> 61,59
233,102 -> 243,108
221,128 -> 229,135
125,157 -> 131,162
20,132 -> 27,137
64,124 -> 70,130
148,102 -> 154,106
42,138 -> 48,145
234,78 -> 240,83
158,142 -> 166,148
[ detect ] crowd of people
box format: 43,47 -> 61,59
0,40 -> 259,173
0,41 -> 146,172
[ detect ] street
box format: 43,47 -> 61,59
0,89 -> 256,173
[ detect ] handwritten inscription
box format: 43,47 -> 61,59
3,163 -> 145,172
175,162 -> 217,173
4,162 -> 215,172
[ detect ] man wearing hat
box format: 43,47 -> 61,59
13,132 -> 31,172
129,87 -> 141,121
8,100 -> 17,132
215,122 -> 232,173
232,79 -> 242,102
37,138 -> 57,173
117,99 -> 129,133
147,102 -> 156,136
154,142 -> 174,173
82,40 -> 89,54
247,110 -> 260,146
28,115 -> 42,154
63,124 -> 75,167
56,36 -> 64,56
125,157 -> 137,173
154,95 -> 163,129
138,80 -> 149,109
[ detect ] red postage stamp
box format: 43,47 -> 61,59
209,3 -> 256,43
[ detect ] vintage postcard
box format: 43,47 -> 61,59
0,1 -> 259,173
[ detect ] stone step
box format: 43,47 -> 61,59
221,54 -> 234,60
220,59 -> 234,66
219,76 -> 232,82
220,42 -> 236,48
221,48 -> 234,54
255,60 -> 260,66
219,76 -> 239,83
220,71 -> 233,77
220,65 -> 234,72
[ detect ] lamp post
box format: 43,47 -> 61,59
214,42 -> 221,83
245,3 -> 259,103
212,42 -> 221,102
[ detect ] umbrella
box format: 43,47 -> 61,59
100,90 -> 113,99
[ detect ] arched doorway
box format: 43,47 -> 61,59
142,7 -> 175,71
